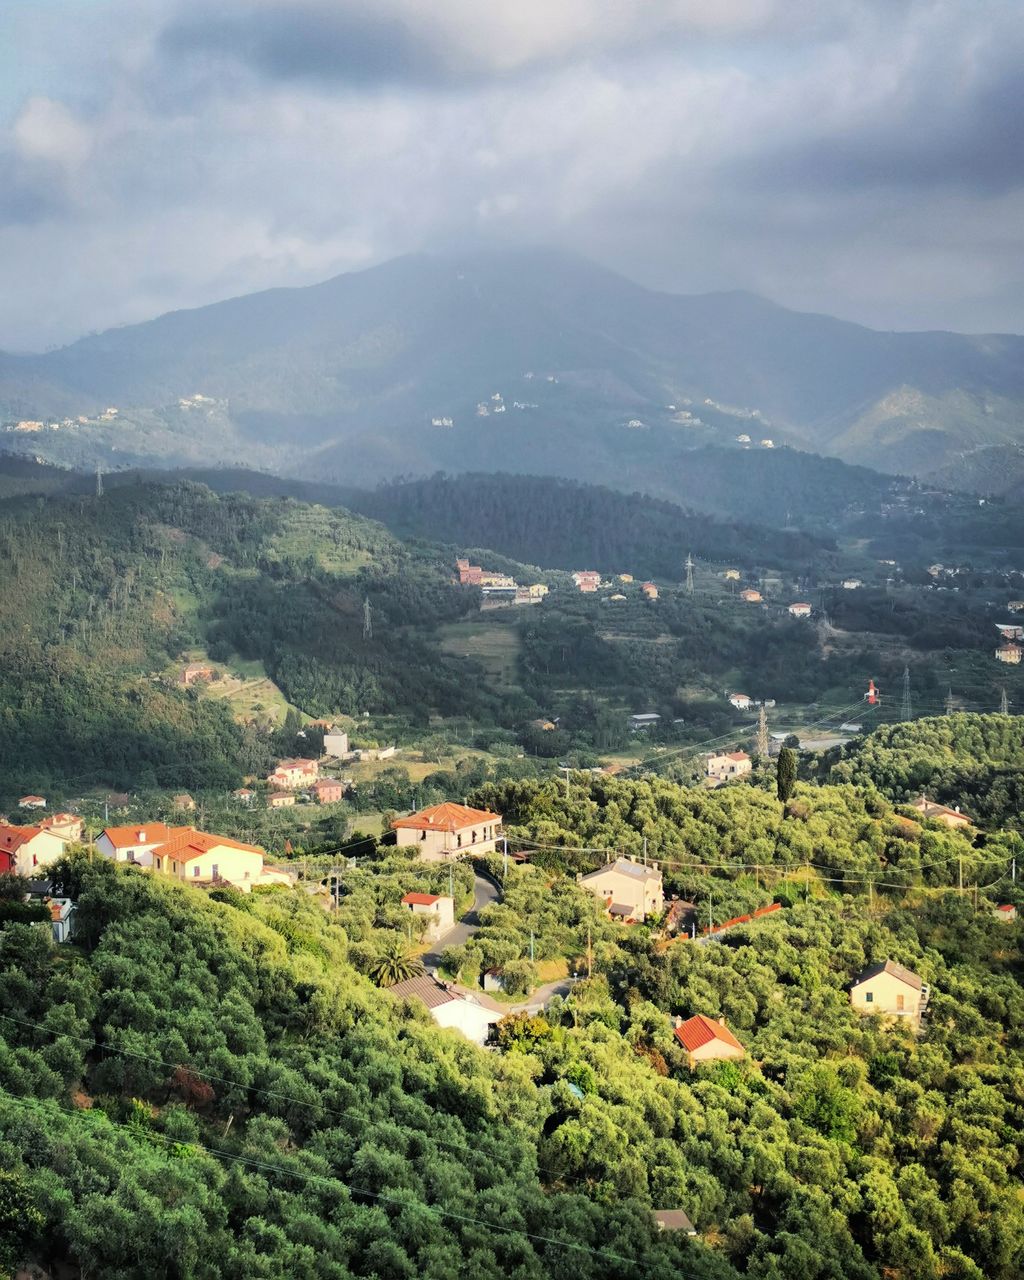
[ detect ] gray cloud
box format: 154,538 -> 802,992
0,0 -> 1022,349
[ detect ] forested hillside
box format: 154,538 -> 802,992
826,714 -> 1024,832
0,481 -> 496,796
348,474 -> 834,575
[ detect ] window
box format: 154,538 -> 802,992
896,993 -> 905,1011
420,830 -> 426,841
865,991 -> 873,1003
155,858 -> 161,870
457,833 -> 462,848
193,866 -> 200,877
212,864 -> 218,880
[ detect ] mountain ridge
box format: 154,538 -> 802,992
3,247 -> 1023,482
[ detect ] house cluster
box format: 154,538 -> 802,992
96,823 -> 291,892
390,802 -> 503,862
455,558 -> 547,606
263,755 -> 350,807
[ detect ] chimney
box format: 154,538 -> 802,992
671,1015 -> 682,1029
718,1016 -> 726,1026
954,805 -> 960,814
652,861 -> 660,871
137,830 -> 146,842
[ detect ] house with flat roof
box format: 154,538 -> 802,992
391,802 -> 502,861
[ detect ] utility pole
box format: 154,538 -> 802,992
586,923 -> 592,978
502,836 -> 508,880
559,766 -> 571,799
1012,857 -> 1017,884
945,687 -> 954,716
95,462 -> 103,498
958,855 -> 963,895
362,597 -> 372,641
901,666 -> 912,721
755,702 -> 769,760
685,552 -> 694,596
529,929 -> 535,964
642,836 -> 648,865
1001,687 -> 1010,715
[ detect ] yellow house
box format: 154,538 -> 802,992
910,797 -> 972,830
149,828 -> 266,889
850,960 -> 928,1023
579,857 -> 664,921
673,1014 -> 745,1068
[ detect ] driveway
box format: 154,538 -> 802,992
422,868 -> 501,970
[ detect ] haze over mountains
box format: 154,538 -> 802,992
3,249 -> 1023,489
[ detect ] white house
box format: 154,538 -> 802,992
391,802 -> 502,861
788,603 -> 812,618
842,579 -> 863,590
48,898 -> 76,944
388,974 -> 504,1046
0,825 -> 71,877
96,823 -> 179,867
323,727 -> 351,759
629,713 -> 661,731
401,892 -> 455,940
728,693 -> 753,710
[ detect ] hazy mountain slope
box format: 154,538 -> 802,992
3,249 -> 1023,479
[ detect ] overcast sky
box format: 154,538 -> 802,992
2,0 -> 1022,350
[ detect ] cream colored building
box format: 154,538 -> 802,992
149,828 -> 266,890
0,825 -> 71,877
850,960 -> 928,1022
911,797 -> 972,829
387,974 -> 504,1046
391,802 -> 502,861
674,1014 -> 745,1068
96,823 -> 179,866
401,892 -> 455,940
706,750 -> 752,780
580,856 -> 664,922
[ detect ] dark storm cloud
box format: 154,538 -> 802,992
160,4 -> 465,90
3,0 -> 1024,347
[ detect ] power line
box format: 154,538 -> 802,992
0,1089 -> 652,1275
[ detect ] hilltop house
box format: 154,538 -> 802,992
18,796 -> 46,810
233,788 -> 255,805
723,569 -> 741,581
652,1210 -> 697,1236
268,792 -> 295,809
842,579 -> 863,590
391,802 -> 503,861
172,793 -> 196,812
387,974 -> 503,1046
728,693 -> 753,710
996,643 -> 1022,664
323,727 -> 351,758
996,623 -> 1024,641
1007,601 -> 1024,613
850,960 -> 928,1022
706,750 -> 752,780
401,892 -> 455,940
993,903 -> 1017,922
641,582 -> 659,600
455,558 -> 483,585
579,856 -> 664,922
572,570 -> 600,593
311,779 -> 345,805
910,797 -> 972,829
0,825 -> 70,876
267,758 -> 319,789
673,1014 -> 745,1068
739,588 -> 762,603
788,602 -> 812,618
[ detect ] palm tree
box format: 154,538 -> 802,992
369,939 -> 424,987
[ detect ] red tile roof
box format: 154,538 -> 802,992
674,1014 -> 744,1055
151,828 -> 264,864
100,823 -> 178,849
391,802 -> 501,833
0,824 -> 65,855
402,892 -> 441,906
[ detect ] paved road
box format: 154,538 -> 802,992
514,976 -> 578,1014
422,869 -> 501,970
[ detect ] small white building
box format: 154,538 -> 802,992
323,727 -> 351,758
48,898 -> 76,944
629,713 -> 661,732
391,802 -> 503,861
388,975 -> 503,1046
728,693 -> 753,710
401,892 -> 455,940
842,579 -> 863,590
788,603 -> 812,618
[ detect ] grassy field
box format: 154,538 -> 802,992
176,652 -> 298,726
437,619 -> 522,689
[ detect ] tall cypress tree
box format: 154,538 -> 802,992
776,746 -> 797,804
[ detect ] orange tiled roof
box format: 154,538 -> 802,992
0,824 -> 50,855
391,802 -> 501,833
674,1014 -> 744,1054
150,828 -> 264,863
402,892 -> 441,906
100,823 -> 178,849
